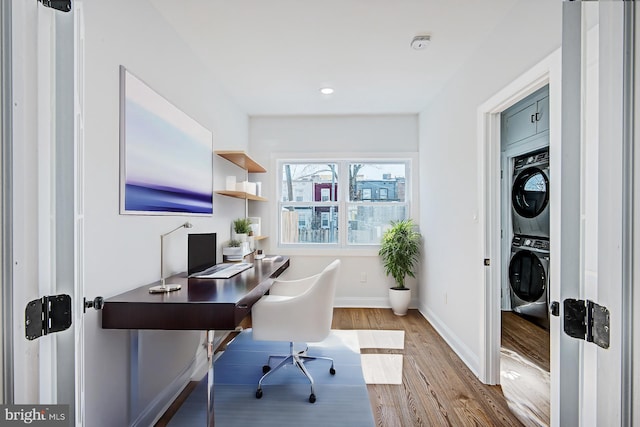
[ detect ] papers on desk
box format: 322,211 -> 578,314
190,262 -> 253,279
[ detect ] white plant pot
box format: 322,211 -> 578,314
232,232 -> 248,242
222,247 -> 243,257
388,287 -> 411,316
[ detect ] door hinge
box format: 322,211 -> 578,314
37,0 -> 71,12
25,294 -> 72,340
563,298 -> 610,349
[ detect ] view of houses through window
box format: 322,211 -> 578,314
279,160 -> 408,246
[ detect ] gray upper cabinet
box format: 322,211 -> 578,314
502,86 -> 549,147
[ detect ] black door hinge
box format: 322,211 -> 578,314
38,0 -> 71,12
25,294 -> 72,340
563,298 -> 610,349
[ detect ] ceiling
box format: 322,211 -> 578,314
151,0 -> 520,116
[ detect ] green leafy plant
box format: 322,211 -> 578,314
227,239 -> 242,247
233,217 -> 252,234
378,219 -> 421,289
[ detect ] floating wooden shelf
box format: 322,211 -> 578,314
216,151 -> 268,242
215,190 -> 267,202
215,151 -> 266,173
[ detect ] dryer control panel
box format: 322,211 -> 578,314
514,149 -> 549,172
512,235 -> 550,251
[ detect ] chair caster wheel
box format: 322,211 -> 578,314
256,389 -> 263,399
262,365 -> 271,374
309,393 -> 316,403
329,367 -> 336,375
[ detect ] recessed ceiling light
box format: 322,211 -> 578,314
320,87 -> 335,95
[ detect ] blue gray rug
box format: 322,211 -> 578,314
168,329 -> 375,427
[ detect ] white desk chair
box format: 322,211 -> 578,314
252,259 -> 341,403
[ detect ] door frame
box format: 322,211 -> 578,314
477,47 -> 561,384
0,0 -> 12,404
10,1 -> 82,421
477,43 -> 573,423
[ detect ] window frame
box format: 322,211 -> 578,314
275,156 -> 414,252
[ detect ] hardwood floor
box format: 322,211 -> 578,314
501,311 -> 550,372
333,308 -> 524,427
500,311 -> 550,427
157,308 -> 525,426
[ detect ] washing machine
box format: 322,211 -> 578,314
512,148 -> 550,238
509,235 -> 550,329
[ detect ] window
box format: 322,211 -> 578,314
278,160 -> 409,246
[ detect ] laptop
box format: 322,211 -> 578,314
187,233 -> 217,275
190,262 -> 253,279
188,233 -> 253,279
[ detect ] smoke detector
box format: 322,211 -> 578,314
410,35 -> 431,50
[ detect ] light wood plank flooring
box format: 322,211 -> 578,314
158,308 -> 526,426
334,308 -> 524,427
501,311 -> 550,372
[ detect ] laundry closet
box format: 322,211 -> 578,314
501,85 -> 550,330
499,85 -> 551,425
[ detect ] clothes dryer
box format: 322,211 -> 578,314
512,148 -> 550,238
509,235 -> 549,329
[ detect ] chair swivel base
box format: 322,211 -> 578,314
255,343 -> 335,403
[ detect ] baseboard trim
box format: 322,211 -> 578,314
133,331 -> 233,426
334,296 -> 419,308
130,357 -> 195,427
419,305 -> 480,377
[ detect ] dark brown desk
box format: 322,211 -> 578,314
102,257 -> 289,330
101,257 -> 290,426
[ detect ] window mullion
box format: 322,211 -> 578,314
338,160 -> 348,247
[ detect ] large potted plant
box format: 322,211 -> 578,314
378,219 -> 421,316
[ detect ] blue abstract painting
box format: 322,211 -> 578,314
120,66 -> 213,215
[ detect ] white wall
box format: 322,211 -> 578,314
418,0 -> 562,374
82,1 -> 249,425
249,115 -> 419,307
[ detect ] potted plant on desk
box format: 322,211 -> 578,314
378,219 -> 422,316
222,239 -> 246,260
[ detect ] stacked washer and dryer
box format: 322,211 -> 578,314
509,148 -> 550,329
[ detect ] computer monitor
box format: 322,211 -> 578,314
188,233 -> 217,275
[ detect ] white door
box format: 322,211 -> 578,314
11,0 -> 83,424
634,2 -> 640,421
568,1 -> 633,425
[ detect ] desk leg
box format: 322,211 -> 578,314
130,331 -> 140,423
207,330 -> 215,427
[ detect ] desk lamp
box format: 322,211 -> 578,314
149,221 -> 193,294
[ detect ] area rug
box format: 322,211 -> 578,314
168,329 -> 375,427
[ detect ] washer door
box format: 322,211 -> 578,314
512,167 -> 549,218
509,250 -> 546,302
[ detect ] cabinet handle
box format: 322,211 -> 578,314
535,112 -> 540,122
530,114 -> 535,123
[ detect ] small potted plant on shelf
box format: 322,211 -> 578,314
378,218 -> 422,316
232,217 -> 253,241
